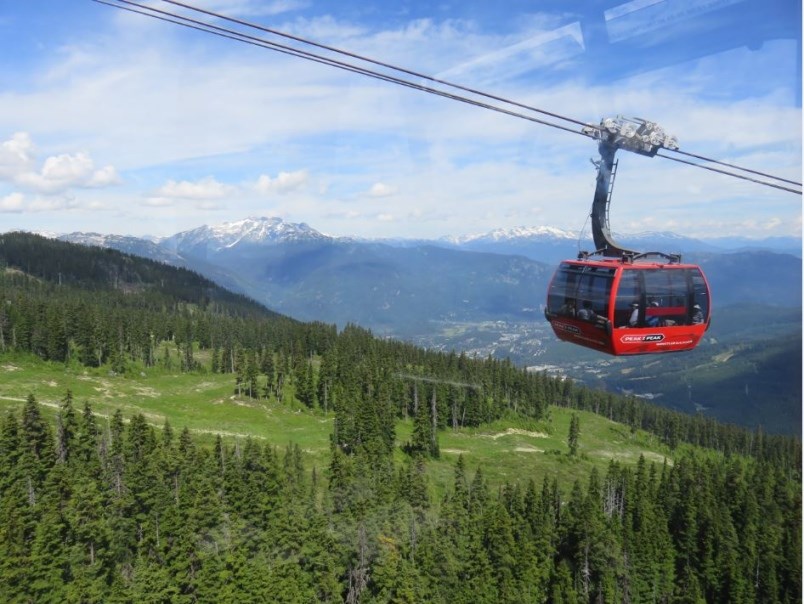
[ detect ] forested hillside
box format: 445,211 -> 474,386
0,232 -> 800,602
2,394 -> 800,603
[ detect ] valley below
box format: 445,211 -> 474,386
407,304 -> 802,435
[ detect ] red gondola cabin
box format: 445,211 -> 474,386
544,257 -> 711,355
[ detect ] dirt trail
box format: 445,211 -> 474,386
482,427 -> 549,440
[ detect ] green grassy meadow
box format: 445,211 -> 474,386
1,352 -> 678,499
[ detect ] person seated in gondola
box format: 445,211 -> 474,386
560,298 -> 576,317
646,301 -> 661,327
628,302 -> 640,327
691,303 -> 704,324
577,300 -> 596,321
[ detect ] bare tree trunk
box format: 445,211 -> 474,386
581,543 -> 591,599
346,522 -> 370,604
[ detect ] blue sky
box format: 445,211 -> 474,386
0,0 -> 800,240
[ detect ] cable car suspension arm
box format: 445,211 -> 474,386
582,117 -> 679,258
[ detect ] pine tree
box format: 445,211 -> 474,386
56,390 -> 78,464
568,413 -> 580,456
210,346 -> 221,373
244,349 -> 260,399
76,402 -> 101,473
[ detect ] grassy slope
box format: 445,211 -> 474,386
1,351 -> 683,500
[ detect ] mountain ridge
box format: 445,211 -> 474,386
159,216 -> 333,257
31,215 -> 802,256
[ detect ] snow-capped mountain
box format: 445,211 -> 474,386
614,231 -> 717,253
445,225 -> 579,245
160,217 -> 331,256
439,226 -> 726,263
438,225 -> 589,263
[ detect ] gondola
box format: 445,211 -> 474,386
544,117 -> 711,355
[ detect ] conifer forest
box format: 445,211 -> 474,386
0,234 -> 801,602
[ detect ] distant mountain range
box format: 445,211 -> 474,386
44,217 -> 801,335
56,216 -> 801,260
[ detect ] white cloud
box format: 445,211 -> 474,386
368,182 -> 396,197
0,132 -> 35,180
87,165 -> 121,187
153,176 -> 234,200
0,192 -> 25,212
0,133 -> 120,194
254,170 -> 308,194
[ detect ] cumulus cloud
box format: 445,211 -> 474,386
368,182 -> 397,197
254,170 -> 308,194
0,133 -> 35,179
87,165 -> 121,187
153,176 -> 234,200
144,171 -> 311,209
0,192 -> 25,212
0,132 -> 120,194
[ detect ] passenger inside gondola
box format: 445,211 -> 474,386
646,301 -> 661,327
628,302 -> 639,327
691,303 -> 704,324
577,300 -> 597,321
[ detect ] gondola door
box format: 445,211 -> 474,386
608,264 -> 711,355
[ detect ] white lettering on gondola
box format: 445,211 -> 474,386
620,333 -> 665,343
553,321 -> 581,335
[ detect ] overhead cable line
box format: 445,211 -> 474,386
667,148 -> 801,188
95,0 -> 801,195
655,153 -> 802,195
158,0 -> 593,130
95,0 -> 592,139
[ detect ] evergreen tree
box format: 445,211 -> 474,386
56,390 -> 78,465
568,413 -> 580,456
